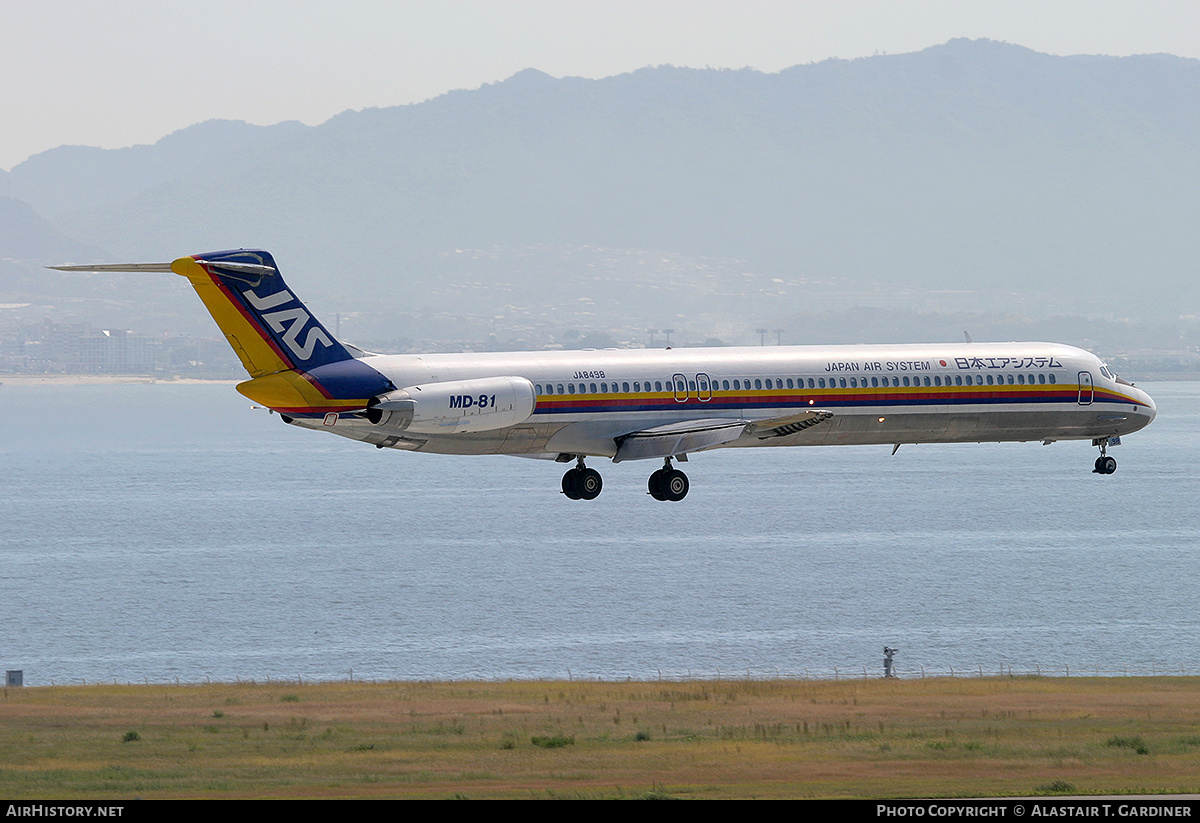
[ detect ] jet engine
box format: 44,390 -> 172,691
364,375 -> 536,434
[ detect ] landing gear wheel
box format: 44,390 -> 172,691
1092,439 -> 1117,475
577,467 -> 603,500
561,468 -> 582,499
664,468 -> 689,501
647,469 -> 668,500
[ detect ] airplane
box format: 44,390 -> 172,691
51,249 -> 1157,500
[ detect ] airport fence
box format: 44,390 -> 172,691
20,662 -> 1200,687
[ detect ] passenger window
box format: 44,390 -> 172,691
557,384 -> 565,394
655,381 -> 663,391
723,380 -> 730,390
840,378 -> 847,388
535,384 -> 543,394
818,378 -> 826,388
786,378 -> 794,389
1037,374 -> 1045,385
1049,374 -> 1056,384
754,379 -> 762,389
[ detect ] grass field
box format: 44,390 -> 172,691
2,677 -> 1199,799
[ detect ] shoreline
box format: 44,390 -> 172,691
0,374 -> 240,385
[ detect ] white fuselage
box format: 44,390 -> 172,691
292,341 -> 1156,459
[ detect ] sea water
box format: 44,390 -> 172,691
1,381 -> 1196,683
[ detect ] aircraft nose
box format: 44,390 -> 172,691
1138,387 -> 1157,425
1137,386 -> 1156,424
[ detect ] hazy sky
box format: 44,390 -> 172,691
3,0 -> 1198,171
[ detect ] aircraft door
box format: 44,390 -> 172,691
696,373 -> 713,402
1077,371 -> 1094,405
672,373 -> 689,403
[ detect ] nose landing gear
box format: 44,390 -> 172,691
1092,438 -> 1117,475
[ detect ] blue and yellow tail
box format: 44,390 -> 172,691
171,249 -> 392,416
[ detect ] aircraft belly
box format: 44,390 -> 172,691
734,405 -> 1145,447
300,399 -> 1148,456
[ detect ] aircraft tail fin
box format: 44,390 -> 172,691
53,249 -> 352,377
51,250 -> 393,415
170,249 -> 354,378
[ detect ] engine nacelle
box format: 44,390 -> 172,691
364,375 -> 536,434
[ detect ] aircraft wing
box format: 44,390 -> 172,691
612,418 -> 748,462
612,410 -> 833,462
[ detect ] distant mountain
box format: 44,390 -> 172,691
7,119 -> 308,217
0,196 -> 92,260
7,39 -> 1200,335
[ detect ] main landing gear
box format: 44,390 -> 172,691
559,456 -> 691,501
647,457 -> 689,502
1092,438 -> 1117,475
561,457 -> 603,500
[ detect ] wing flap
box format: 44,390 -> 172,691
612,410 -> 836,462
613,418 -> 748,463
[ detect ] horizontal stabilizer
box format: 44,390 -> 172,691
48,262 -> 175,273
749,410 -> 834,439
613,418 -> 748,463
49,260 -> 278,277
